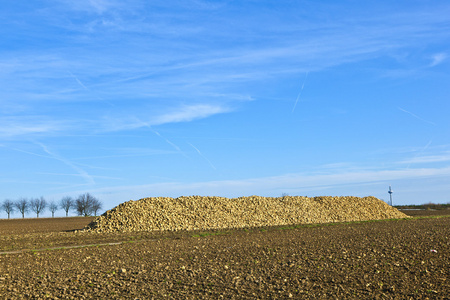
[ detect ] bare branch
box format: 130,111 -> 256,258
60,196 -> 74,217
1,199 -> 15,219
30,197 -> 47,218
14,198 -> 29,219
76,193 -> 103,217
49,201 -> 58,218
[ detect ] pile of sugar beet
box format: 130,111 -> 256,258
85,195 -> 409,233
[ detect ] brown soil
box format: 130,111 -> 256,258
0,211 -> 448,299
0,217 -> 95,235
398,209 -> 450,217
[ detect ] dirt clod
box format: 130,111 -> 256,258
1,203 -> 446,299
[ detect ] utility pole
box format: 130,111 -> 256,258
388,185 -> 393,206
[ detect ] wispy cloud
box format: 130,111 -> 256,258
73,148 -> 177,160
429,53 -> 447,67
36,172 -> 121,181
1,1 -> 449,208
89,165 -> 450,202
87,0 -> 114,14
0,145 -> 51,159
0,116 -> 65,138
100,104 -> 230,133
400,152 -> 450,164
0,103 -> 229,139
1,3 -> 448,119
4,1 -> 448,99
152,104 -> 230,125
59,0 -> 118,15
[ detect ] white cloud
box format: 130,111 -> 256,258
59,0 -> 117,14
430,53 -> 447,67
88,0 -> 113,14
0,103 -> 229,139
151,104 -> 230,126
0,116 -> 65,138
400,152 -> 450,164
99,104 -> 230,133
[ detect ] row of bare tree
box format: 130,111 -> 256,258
1,193 -> 102,219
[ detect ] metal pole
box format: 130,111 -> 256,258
388,186 -> 393,206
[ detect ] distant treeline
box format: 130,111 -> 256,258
1,193 -> 102,219
395,202 -> 450,210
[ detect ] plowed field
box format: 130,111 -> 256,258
0,211 -> 449,299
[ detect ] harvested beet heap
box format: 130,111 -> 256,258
86,195 -> 409,233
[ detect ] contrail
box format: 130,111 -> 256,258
131,116 -> 189,159
422,140 -> 432,151
36,142 -> 95,185
188,142 -> 216,170
406,139 -> 433,169
3,145 -> 51,159
398,107 -> 436,126
68,71 -> 115,107
144,125 -> 189,159
68,71 -> 88,90
292,71 -> 309,113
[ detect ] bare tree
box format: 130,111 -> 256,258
91,198 -> 102,216
76,193 -> 102,217
60,196 -> 74,217
49,201 -> 58,218
30,197 -> 47,218
15,198 -> 29,218
1,199 -> 15,219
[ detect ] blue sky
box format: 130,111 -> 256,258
1,0 -> 449,217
